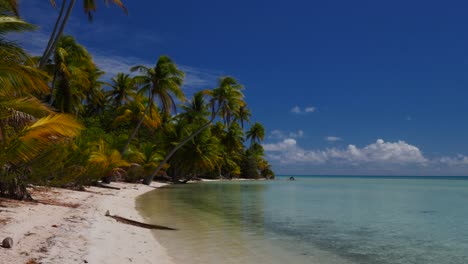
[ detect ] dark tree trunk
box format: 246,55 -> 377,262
40,0 -> 76,69
0,179 -> 33,201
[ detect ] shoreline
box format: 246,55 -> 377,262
0,182 -> 174,264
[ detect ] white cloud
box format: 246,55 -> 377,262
325,136 -> 342,142
290,106 -> 316,114
264,138 -> 428,166
305,106 -> 316,113
179,65 -> 221,89
89,52 -> 220,90
290,106 -> 301,114
290,130 -> 304,138
437,155 -> 468,166
263,138 -> 328,164
264,138 -> 298,151
269,129 -> 304,139
91,53 -> 146,79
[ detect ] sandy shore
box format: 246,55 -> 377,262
0,182 -> 175,264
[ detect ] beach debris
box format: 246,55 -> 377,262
97,183 -> 121,190
24,232 -> 36,237
2,237 -> 13,248
105,211 -> 177,230
36,199 -> 80,208
38,246 -> 48,253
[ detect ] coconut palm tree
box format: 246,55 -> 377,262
143,76 -> 246,185
125,142 -> 163,181
169,127 -> 223,182
233,106 -> 251,128
106,73 -> 136,107
0,0 -> 19,16
49,36 -> 96,114
222,122 -> 244,154
83,67 -> 106,116
0,114 -> 83,199
113,94 -> 161,132
0,4 -> 83,199
39,0 -> 127,68
88,139 -> 129,184
178,91 -> 210,123
0,2 -> 50,95
246,122 -> 265,145
121,55 -> 185,155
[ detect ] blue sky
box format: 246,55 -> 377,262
14,0 -> 468,175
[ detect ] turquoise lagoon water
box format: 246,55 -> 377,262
136,176 -> 468,263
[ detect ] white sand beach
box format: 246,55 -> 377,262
0,182 -> 174,264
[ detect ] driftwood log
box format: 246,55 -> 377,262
105,211 -> 176,230
96,183 -> 121,190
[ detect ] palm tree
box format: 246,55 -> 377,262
39,0 -> 127,68
169,127 -> 223,182
0,114 -> 83,199
49,36 -> 95,114
222,122 -> 244,154
0,2 -> 50,95
106,73 -> 136,107
0,0 -> 19,16
246,122 -> 265,145
113,94 -> 161,132
121,55 -> 185,155
143,76 -> 246,185
83,67 -> 106,116
88,139 -> 129,184
233,106 -> 251,128
178,91 -> 210,123
0,5 -> 83,199
125,143 -> 163,181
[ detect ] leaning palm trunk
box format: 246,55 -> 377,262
120,93 -> 154,155
143,108 -> 220,185
39,0 -> 67,68
39,0 -> 76,69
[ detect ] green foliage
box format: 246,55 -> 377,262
49,35 -> 103,115
240,154 -> 260,179
88,139 -> 129,183
1,2 -> 275,200
124,143 -> 163,182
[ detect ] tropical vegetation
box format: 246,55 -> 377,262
0,0 -> 274,200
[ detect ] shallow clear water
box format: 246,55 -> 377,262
136,176 -> 468,264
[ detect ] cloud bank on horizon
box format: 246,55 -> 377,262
263,137 -> 468,176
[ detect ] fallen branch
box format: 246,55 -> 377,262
96,183 -> 121,190
105,211 -> 177,230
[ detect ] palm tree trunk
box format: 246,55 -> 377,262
143,108 -> 220,185
39,0 -> 67,68
49,69 -> 58,104
0,123 -> 6,144
39,0 -> 76,69
120,94 -> 154,155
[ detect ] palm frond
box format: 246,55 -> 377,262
1,114 -> 83,165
